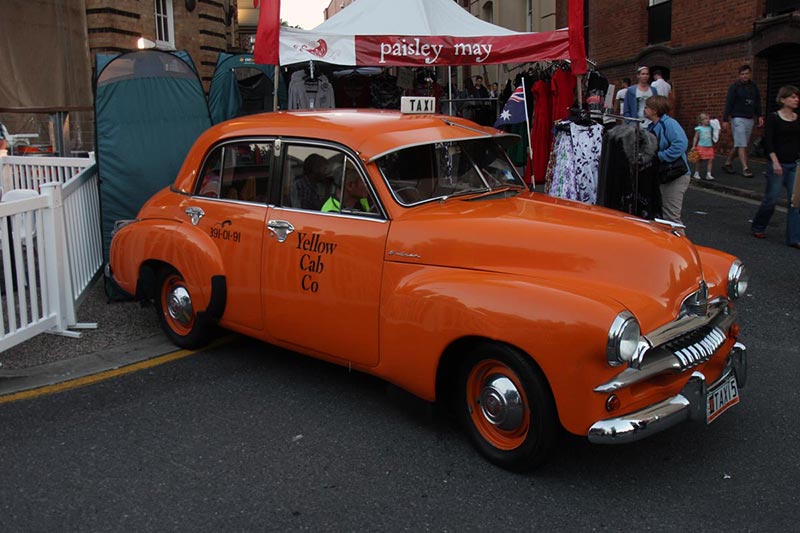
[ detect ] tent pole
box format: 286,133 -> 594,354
448,66 -> 453,116
273,65 -> 280,111
522,77 -> 533,187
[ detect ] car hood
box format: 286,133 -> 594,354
385,193 -> 704,331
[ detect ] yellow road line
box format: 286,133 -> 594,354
1,334 -> 238,404
0,349 -> 197,404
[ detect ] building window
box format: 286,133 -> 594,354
482,1 -> 494,24
154,0 -> 175,49
648,0 -> 671,44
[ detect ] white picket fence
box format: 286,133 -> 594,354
0,155 -> 101,353
2,155 -> 93,192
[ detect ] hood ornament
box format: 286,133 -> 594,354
681,281 -> 709,317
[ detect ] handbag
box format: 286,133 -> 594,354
687,148 -> 700,164
658,158 -> 688,184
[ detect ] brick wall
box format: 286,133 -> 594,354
86,0 -> 239,91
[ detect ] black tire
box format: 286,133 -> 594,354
155,266 -> 212,349
456,342 -> 558,472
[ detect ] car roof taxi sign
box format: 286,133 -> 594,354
401,96 -> 436,114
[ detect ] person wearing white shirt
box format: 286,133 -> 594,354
651,70 -> 671,98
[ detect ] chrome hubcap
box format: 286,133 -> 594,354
478,374 -> 524,431
166,285 -> 193,326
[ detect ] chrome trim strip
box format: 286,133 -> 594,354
589,346 -> 746,444
388,250 -> 421,259
594,356 -> 681,393
269,206 -> 389,224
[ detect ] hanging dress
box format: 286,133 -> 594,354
550,68 -> 577,123
531,80 -> 553,185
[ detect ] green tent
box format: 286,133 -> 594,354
94,50 -> 212,259
208,53 -> 288,125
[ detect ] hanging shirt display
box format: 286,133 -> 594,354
334,72 -> 372,108
288,70 -> 336,110
544,121 -> 604,204
597,124 -> 661,219
370,71 -> 403,109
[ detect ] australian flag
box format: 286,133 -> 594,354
493,86 -> 527,128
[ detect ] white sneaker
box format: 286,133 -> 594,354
705,174 -> 715,181
692,171 -> 701,180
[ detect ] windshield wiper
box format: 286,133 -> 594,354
465,187 -> 521,201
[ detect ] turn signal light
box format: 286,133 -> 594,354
605,394 -> 621,412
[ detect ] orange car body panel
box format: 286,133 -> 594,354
109,110 -> 742,437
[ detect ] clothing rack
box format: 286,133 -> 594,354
602,110 -> 648,214
602,111 -> 646,123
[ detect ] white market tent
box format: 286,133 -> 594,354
270,0 -> 577,68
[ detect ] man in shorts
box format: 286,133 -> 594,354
722,65 -> 764,177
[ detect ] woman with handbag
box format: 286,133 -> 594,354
645,95 -> 690,228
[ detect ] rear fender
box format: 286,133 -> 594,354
110,219 -> 225,312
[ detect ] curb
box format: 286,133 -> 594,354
690,178 -> 788,208
0,334 -> 178,398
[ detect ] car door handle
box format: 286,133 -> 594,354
185,206 -> 204,226
267,219 -> 294,243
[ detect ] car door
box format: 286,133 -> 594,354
187,139 -> 274,332
262,142 -> 387,367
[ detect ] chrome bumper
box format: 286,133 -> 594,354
588,342 -> 746,444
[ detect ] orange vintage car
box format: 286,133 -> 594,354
107,105 -> 748,471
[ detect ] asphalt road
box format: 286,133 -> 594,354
0,186 -> 798,530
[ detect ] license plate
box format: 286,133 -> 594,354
706,373 -> 739,423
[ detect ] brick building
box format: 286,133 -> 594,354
87,0 -> 245,89
555,0 -> 800,153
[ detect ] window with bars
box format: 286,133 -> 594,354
648,0 -> 672,44
154,0 -> 175,49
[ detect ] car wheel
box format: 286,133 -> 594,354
156,266 -> 211,349
458,343 -> 558,471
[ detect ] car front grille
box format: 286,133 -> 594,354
663,325 -> 727,370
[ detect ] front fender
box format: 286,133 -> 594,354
376,262 -> 626,434
109,218 -> 226,312
696,245 -> 739,298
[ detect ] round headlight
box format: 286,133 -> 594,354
606,311 -> 641,366
727,260 -> 749,299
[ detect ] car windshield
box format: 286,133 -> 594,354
376,138 -> 525,206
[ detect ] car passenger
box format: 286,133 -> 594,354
291,153 -> 332,210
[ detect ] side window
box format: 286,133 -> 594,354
322,158 -> 379,216
281,145 -> 342,211
196,141 -> 273,202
